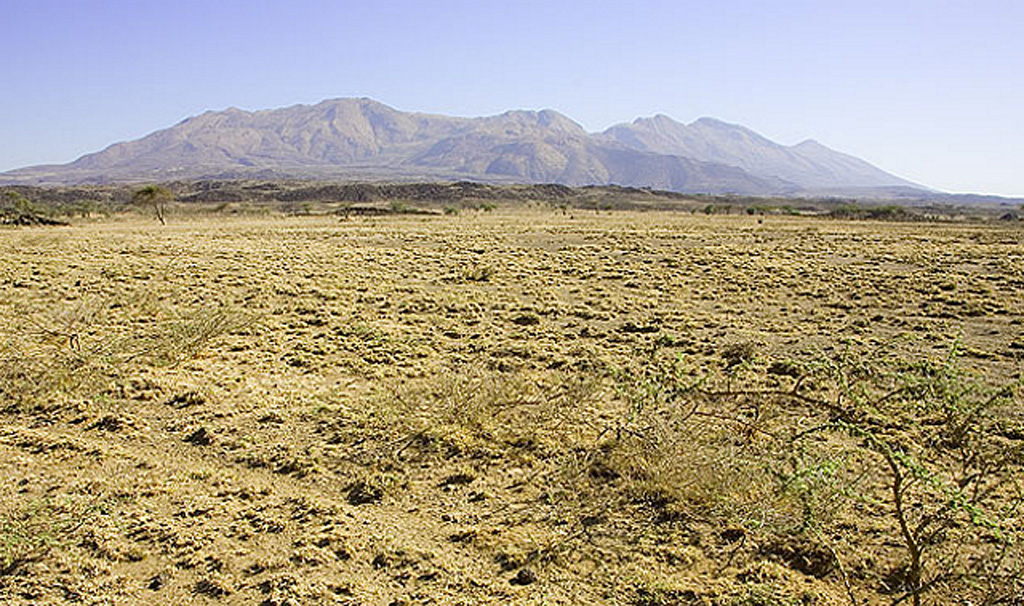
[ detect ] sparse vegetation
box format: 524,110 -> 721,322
0,191 -> 68,226
829,204 -> 914,221
3,181 -> 1021,222
1,207 -> 1022,604
0,293 -> 254,413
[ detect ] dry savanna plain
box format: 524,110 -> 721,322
2,206 -> 1023,605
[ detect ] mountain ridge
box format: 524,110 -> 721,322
1,98 -> 926,196
599,114 -> 923,191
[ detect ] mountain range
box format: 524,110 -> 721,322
1,98 -> 928,196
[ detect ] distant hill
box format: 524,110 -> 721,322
599,115 -> 925,191
1,98 -> 930,196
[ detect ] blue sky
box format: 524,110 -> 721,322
3,0 -> 1022,196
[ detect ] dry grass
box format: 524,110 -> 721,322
1,210 -> 1022,604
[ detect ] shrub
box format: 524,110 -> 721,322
0,191 -> 68,226
797,345 -> 1024,606
0,295 -> 255,412
586,343 -> 1023,605
339,341 -> 1022,605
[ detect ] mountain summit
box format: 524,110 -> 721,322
1,98 -> 924,195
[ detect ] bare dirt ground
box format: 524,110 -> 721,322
1,210 -> 1022,605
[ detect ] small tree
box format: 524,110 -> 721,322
131,185 -> 172,225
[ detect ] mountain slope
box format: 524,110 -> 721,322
69,98 -> 466,172
1,98 -> 922,195
600,115 -> 923,190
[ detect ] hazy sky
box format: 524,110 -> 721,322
3,0 -> 1022,196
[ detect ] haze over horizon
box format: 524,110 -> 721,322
4,0 -> 1022,197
